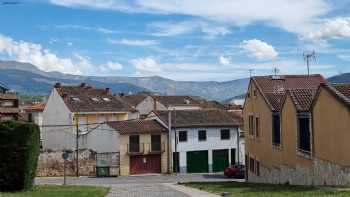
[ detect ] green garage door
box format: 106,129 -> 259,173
186,150 -> 208,173
212,149 -> 229,172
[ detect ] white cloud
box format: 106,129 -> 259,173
240,39 -> 278,61
96,27 -> 118,34
219,55 -> 230,65
106,61 -> 123,70
303,17 -> 350,43
131,57 -> 162,72
50,0 -> 330,37
337,54 -> 350,61
149,20 -> 231,38
0,34 -> 122,75
110,39 -> 158,46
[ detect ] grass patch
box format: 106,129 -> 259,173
182,182 -> 350,197
0,185 -> 109,197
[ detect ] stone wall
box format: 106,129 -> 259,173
36,149 -> 97,177
248,158 -> 350,186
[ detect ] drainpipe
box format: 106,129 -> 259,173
236,127 -> 240,164
168,110 -> 172,173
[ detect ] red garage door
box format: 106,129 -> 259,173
130,154 -> 161,175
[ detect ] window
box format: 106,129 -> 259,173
253,89 -> 257,96
28,113 -> 33,122
231,149 -> 236,165
255,117 -> 260,137
256,160 -> 260,176
198,130 -> 207,141
221,129 -> 230,140
91,97 -> 100,102
249,157 -> 255,173
102,97 -> 110,102
151,135 -> 161,152
272,113 -> 281,146
71,97 -> 80,102
129,135 -> 140,153
178,131 -> 187,142
249,115 -> 254,136
298,115 -> 311,153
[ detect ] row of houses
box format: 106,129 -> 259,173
243,74 -> 350,185
0,83 -> 19,121
41,82 -> 244,176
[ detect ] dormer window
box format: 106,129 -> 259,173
91,97 -> 100,102
71,97 -> 80,102
102,98 -> 111,102
184,99 -> 190,104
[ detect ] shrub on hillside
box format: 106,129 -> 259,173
0,121 -> 40,191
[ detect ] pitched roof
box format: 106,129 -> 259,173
24,103 -> 46,112
121,93 -> 149,107
55,83 -> 133,112
191,96 -> 227,110
288,89 -> 317,112
0,107 -> 20,114
318,83 -> 350,109
107,119 -> 166,135
0,93 -> 18,100
153,109 -> 241,128
251,74 -> 326,111
153,95 -> 201,107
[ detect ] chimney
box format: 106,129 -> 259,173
118,92 -> 124,97
105,88 -> 111,95
80,83 -> 86,88
62,93 -> 68,102
54,82 -> 61,88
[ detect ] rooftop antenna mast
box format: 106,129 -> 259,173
249,68 -> 254,78
303,50 -> 316,77
273,66 -> 279,76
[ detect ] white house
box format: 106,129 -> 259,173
121,93 -> 203,117
42,83 -> 135,151
148,109 -> 243,173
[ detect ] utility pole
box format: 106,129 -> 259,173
75,115 -> 79,177
303,51 -> 316,77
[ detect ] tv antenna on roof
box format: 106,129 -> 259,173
303,50 -> 316,77
273,66 -> 279,76
248,68 -> 254,78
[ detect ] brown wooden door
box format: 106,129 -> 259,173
130,154 -> 161,174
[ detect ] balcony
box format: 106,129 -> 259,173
127,143 -> 144,155
149,142 -> 165,154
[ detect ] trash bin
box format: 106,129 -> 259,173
96,166 -> 110,177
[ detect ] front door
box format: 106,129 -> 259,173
130,154 -> 161,174
212,149 -> 229,172
186,150 -> 208,173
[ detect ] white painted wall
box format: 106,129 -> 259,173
81,123 -> 120,153
42,88 -> 75,151
171,127 -> 240,173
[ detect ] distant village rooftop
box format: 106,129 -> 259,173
54,82 -> 133,112
152,109 -> 242,128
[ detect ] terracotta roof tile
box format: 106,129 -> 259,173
153,95 -> 201,107
252,74 -> 326,111
121,93 -> 149,106
24,103 -> 46,112
107,119 -> 166,135
0,93 -> 18,100
153,109 -> 241,128
320,83 -> 350,109
289,89 -> 317,112
0,107 -> 20,114
55,84 -> 133,112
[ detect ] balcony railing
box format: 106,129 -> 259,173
127,143 -> 144,155
149,142 -> 165,154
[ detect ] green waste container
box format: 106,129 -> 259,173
96,166 -> 110,177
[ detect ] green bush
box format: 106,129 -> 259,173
0,121 -> 40,191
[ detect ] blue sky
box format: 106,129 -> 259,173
0,0 -> 349,81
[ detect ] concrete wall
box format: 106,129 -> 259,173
171,127 -> 239,173
119,132 -> 168,176
81,124 -> 120,153
42,88 -> 75,150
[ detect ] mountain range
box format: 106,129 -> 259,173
0,60 -> 249,101
0,60 -> 348,102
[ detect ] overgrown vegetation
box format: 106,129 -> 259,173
0,121 -> 40,191
0,185 -> 110,197
182,182 -> 350,197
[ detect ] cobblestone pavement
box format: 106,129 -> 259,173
36,174 -> 242,197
